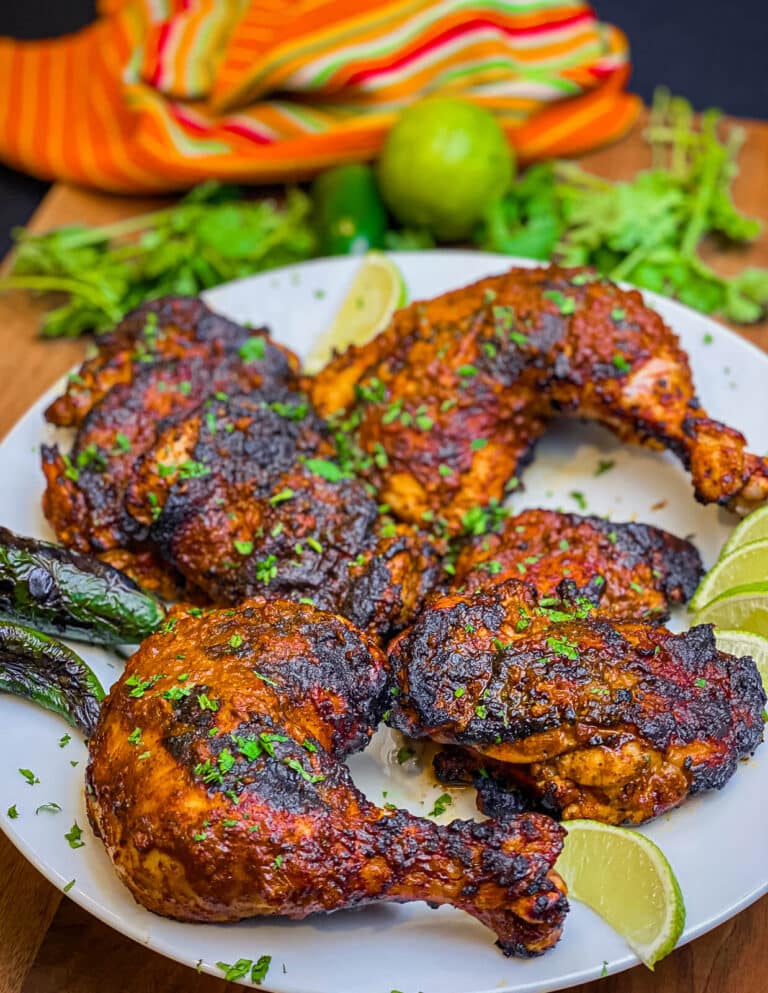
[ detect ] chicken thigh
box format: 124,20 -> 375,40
86,598 -> 568,957
309,265 -> 768,532
388,580 -> 765,824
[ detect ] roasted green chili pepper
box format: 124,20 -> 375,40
0,526 -> 166,644
0,622 -> 104,735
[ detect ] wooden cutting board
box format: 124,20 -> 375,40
0,113 -> 766,993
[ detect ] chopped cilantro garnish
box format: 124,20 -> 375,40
234,539 -> 254,556
283,758 -> 325,783
569,490 -> 588,511
396,745 -> 415,764
546,634 -> 580,660
470,437 -> 488,451
428,793 -> 453,817
127,727 -> 142,746
19,768 -> 39,786
58,734 -> 71,748
304,458 -> 347,482
7,805 -> 18,819
269,487 -> 294,505
595,459 -> 615,476
613,353 -> 631,374
64,822 -> 85,849
255,554 -> 278,583
239,337 -> 267,363
543,289 -> 576,314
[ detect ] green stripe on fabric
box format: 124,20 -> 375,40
309,0 -> 594,88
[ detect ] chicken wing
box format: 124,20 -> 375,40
388,580 -> 765,824
123,390 -> 441,642
86,598 -> 568,957
451,508 -> 703,620
46,295 -> 298,428
309,265 -> 768,531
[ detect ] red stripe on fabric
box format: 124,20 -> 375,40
220,120 -> 275,145
345,12 -> 594,86
150,21 -> 173,88
168,102 -> 210,133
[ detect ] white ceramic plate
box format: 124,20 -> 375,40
0,252 -> 766,993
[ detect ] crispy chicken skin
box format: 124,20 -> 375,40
124,390 -> 441,642
41,354 -> 268,554
388,580 -> 765,825
46,295 -> 298,428
452,508 -> 703,620
309,265 -> 768,530
86,599 -> 568,956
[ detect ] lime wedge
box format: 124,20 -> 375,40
721,504 -> 768,559
303,253 -> 407,374
693,581 -> 768,637
690,538 -> 768,612
714,628 -> 768,692
556,819 -> 685,969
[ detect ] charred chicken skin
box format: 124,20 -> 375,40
388,580 -> 765,825
123,389 -> 440,642
309,265 -> 768,532
46,295 -> 298,429
451,508 -> 703,620
86,598 -> 568,956
42,353 -> 271,555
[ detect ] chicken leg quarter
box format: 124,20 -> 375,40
308,265 -> 768,532
86,598 -> 568,957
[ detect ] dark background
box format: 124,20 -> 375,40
1,0 -> 766,255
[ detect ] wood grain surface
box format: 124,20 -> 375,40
0,114 -> 766,993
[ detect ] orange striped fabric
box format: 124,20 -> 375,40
0,0 -> 640,193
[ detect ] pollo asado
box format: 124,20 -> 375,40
41,297 -> 299,597
122,388 -> 440,642
388,580 -> 765,825
451,508 -> 703,620
86,598 -> 568,957
41,298 -> 439,635
309,265 -> 768,532
45,295 -> 299,429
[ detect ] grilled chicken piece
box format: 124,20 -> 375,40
452,508 -> 703,620
86,599 -> 568,956
388,580 -> 765,825
309,265 -> 768,531
42,354 -> 270,555
46,295 -> 298,428
124,390 -> 440,642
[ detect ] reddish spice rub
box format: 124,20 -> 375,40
87,598 -> 568,957
309,265 -> 768,532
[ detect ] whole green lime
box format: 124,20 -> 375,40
377,97 -> 515,240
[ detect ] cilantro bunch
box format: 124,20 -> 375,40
0,183 -> 316,337
475,89 -> 768,323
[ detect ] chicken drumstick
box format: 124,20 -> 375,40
86,598 -> 568,957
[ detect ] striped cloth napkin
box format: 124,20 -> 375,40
0,0 -> 640,193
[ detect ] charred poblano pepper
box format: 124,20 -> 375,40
0,526 -> 165,644
0,622 -> 104,735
